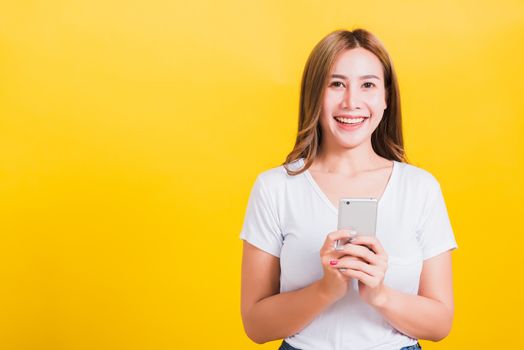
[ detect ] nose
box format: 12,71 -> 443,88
341,84 -> 361,110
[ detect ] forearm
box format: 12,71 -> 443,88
373,286 -> 454,341
243,280 -> 334,344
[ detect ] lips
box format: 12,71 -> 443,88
335,114 -> 369,118
333,115 -> 369,125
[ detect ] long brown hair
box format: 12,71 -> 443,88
284,29 -> 407,176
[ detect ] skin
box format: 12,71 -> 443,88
241,48 -> 455,344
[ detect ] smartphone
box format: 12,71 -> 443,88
335,198 -> 378,250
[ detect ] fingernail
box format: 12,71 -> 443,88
329,260 -> 338,266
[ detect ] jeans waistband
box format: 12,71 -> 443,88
279,340 -> 422,350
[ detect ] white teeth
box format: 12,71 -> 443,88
334,116 -> 366,124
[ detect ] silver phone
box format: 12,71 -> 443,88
335,198 -> 378,250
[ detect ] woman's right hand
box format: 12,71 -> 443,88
318,230 -> 358,302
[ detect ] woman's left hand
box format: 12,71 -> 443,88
337,235 -> 389,306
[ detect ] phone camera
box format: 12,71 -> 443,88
346,201 -> 350,205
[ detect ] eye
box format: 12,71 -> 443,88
330,81 -> 345,88
362,82 -> 376,88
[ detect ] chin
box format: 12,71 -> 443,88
332,131 -> 370,148
334,138 -> 368,150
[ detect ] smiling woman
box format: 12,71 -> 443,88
240,29 -> 457,350
285,29 -> 404,177
320,48 -> 388,151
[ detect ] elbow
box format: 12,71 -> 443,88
243,324 -> 271,344
428,309 -> 454,342
241,312 -> 270,344
428,329 -> 450,342
246,332 -> 267,345
429,331 -> 450,342
242,324 -> 264,344
243,321 -> 292,344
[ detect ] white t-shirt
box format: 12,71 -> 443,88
240,158 -> 458,350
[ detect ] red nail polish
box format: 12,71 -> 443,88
329,260 -> 338,266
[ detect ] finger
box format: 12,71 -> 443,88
322,252 -> 363,271
343,253 -> 386,270
340,269 -> 379,288
326,260 -> 353,276
341,243 -> 380,265
334,229 -> 358,251
325,251 -> 350,262
338,258 -> 379,276
333,254 -> 366,263
324,251 -> 365,268
350,235 -> 387,257
321,230 -> 355,253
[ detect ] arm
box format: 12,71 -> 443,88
371,178 -> 456,340
240,241 -> 332,344
240,230 -> 355,344
373,251 -> 455,341
338,236 -> 455,341
337,178 -> 456,341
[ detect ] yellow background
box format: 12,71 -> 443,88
1,1 -> 523,349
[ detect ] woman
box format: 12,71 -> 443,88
240,28 -> 457,350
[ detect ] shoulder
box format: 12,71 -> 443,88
396,161 -> 442,193
255,158 -> 305,189
398,161 -> 441,186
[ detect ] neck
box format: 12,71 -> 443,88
313,140 -> 386,176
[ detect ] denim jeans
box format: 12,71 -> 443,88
278,340 -> 422,350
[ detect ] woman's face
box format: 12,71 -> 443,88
319,48 -> 387,150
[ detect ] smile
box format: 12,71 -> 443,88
333,116 -> 368,125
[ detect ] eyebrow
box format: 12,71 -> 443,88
330,74 -> 381,80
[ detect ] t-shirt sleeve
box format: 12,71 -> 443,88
417,180 -> 458,260
239,175 -> 283,258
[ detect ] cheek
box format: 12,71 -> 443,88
370,115 -> 383,129
319,110 -> 331,131
321,95 -> 337,119
369,98 -> 384,118
323,93 -> 338,110
368,93 -> 387,110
